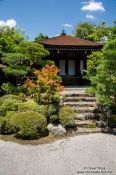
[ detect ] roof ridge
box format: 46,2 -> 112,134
39,34 -> 103,46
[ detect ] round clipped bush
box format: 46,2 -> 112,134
0,111 -> 16,134
10,111 -> 47,139
0,97 -> 18,116
0,95 -> 19,116
52,93 -> 60,103
0,94 -> 19,105
59,105 -> 76,128
18,101 -> 39,112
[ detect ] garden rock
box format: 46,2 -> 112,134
47,123 -> 66,136
95,121 -> 106,128
113,128 -> 116,134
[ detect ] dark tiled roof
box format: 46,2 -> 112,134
39,35 -> 103,47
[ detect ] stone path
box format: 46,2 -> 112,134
0,133 -> 116,175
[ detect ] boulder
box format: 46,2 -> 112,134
95,121 -> 106,128
113,128 -> 116,134
47,123 -> 66,136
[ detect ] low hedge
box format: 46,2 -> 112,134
37,104 -> 58,118
0,95 -> 21,116
10,111 -> 47,139
18,101 -> 39,112
59,105 -> 76,128
0,111 -> 16,134
0,111 -> 47,139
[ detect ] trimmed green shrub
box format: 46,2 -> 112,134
38,104 -> 58,118
59,106 -> 76,128
17,93 -> 26,101
10,111 -> 47,139
0,94 -> 22,116
108,115 -> 116,128
0,111 -> 17,134
0,94 -> 19,105
1,83 -> 16,94
18,101 -> 39,112
52,93 -> 60,103
50,115 -> 59,124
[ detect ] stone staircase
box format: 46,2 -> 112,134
61,87 -> 101,127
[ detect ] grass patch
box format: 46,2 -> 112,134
84,123 -> 97,128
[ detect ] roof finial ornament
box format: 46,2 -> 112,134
61,29 -> 66,36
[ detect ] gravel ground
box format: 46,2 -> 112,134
0,133 -> 116,175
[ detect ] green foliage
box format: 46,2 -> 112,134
84,51 -> 102,81
1,82 -> 16,94
88,21 -> 110,42
18,101 -> 38,112
50,115 -> 59,124
0,94 -> 19,105
0,94 -> 21,116
108,115 -> 116,128
34,33 -> 49,42
19,42 -> 49,66
0,111 -> 17,134
74,22 -> 95,40
52,93 -> 61,103
0,27 -> 49,86
108,21 -> 116,40
38,104 -> 58,118
74,21 -> 111,42
0,26 -> 24,53
59,106 -> 76,128
91,39 -> 116,107
10,111 -> 47,139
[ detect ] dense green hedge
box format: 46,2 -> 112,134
18,101 -> 39,112
59,105 -> 76,128
0,111 -> 47,139
0,95 -> 20,116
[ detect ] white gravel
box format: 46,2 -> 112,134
0,133 -> 116,175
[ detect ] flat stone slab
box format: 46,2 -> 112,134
0,133 -> 116,175
77,127 -> 102,133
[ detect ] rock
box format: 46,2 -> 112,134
76,114 -> 85,121
113,128 -> 116,134
95,121 -> 106,128
47,123 -> 66,136
101,127 -> 112,133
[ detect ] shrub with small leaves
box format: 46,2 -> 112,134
10,111 -> 47,139
0,111 -> 17,134
38,104 -> 58,118
18,101 -> 39,112
0,95 -> 19,116
59,106 -> 76,128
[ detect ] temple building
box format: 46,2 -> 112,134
40,34 -> 103,85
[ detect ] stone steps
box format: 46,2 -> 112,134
63,101 -> 97,107
63,96 -> 96,102
75,113 -> 101,120
61,87 -> 101,126
63,93 -> 94,97
73,106 -> 98,113
76,120 -> 96,127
